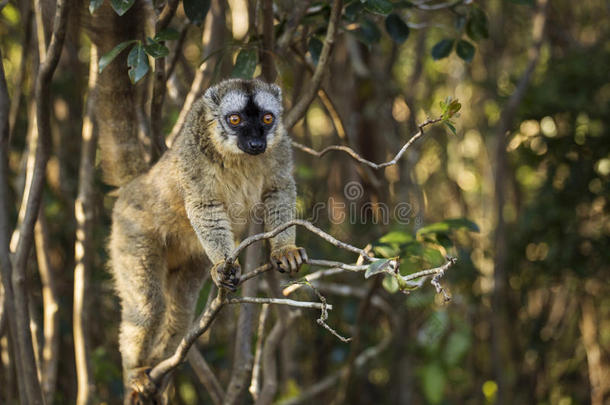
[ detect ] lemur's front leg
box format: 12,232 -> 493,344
263,178 -> 308,274
185,198 -> 240,291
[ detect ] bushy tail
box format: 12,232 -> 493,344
87,1 -> 147,187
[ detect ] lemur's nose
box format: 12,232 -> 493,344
248,139 -> 266,152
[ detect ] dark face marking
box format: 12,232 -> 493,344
226,95 -> 275,155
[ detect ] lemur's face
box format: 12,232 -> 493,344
205,79 -> 283,156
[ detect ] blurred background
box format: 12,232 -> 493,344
0,0 -> 608,404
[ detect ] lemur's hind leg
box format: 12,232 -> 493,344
149,255 -> 210,364
110,229 -> 167,394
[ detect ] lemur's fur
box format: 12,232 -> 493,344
89,4 -> 306,401
110,79 -> 306,402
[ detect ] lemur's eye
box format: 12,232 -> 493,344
262,113 -> 274,125
228,114 -> 241,126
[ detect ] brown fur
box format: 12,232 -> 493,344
108,79 -> 304,402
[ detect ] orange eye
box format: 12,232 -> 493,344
262,113 -> 274,125
228,114 -> 241,125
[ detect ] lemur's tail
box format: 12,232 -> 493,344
87,1 -> 148,187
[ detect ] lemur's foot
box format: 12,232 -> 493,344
125,367 -> 162,405
270,246 -> 308,273
211,260 -> 241,292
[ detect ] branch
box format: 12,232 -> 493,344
291,117 -> 443,169
224,223 -> 263,405
283,0 -> 343,130
255,311 -> 300,405
8,0 -> 70,403
0,39 -> 28,404
228,297 -> 331,311
167,0 -> 227,146
149,0 -> 179,161
249,304 -> 269,402
187,347 -> 225,405
227,220 -> 371,264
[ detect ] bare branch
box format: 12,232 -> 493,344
228,297 -> 331,310
149,0 -> 179,161
277,335 -> 392,405
228,220 -> 371,264
255,311 -> 300,405
225,224 -> 263,405
0,40 -> 28,404
187,347 -> 225,405
8,0 -> 70,403
283,0 -> 343,130
167,0 -> 227,146
249,304 -> 270,402
291,117 -> 443,169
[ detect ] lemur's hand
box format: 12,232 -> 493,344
211,260 -> 241,292
126,366 -> 159,405
270,245 -> 308,274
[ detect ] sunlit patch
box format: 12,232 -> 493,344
540,116 -> 557,137
392,97 -> 410,122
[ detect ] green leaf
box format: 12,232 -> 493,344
466,6 -> 489,41
431,39 -> 454,60
98,40 -> 136,73
154,28 -> 180,41
365,258 -> 392,279
382,274 -> 399,293
89,0 -> 103,14
508,0 -> 534,5
379,231 -> 413,244
373,244 -> 400,258
352,19 -> 382,44
110,0 -> 135,16
444,121 -> 457,135
183,0 -> 211,24
365,0 -> 393,15
417,218 -> 480,237
344,2 -> 364,21
231,49 -> 257,79
444,330 -> 471,366
127,43 -> 150,84
456,39 -> 475,62
308,37 -> 323,66
385,13 -> 410,44
143,38 -> 169,58
420,363 -> 446,404
393,1 -> 414,8
423,247 -> 445,267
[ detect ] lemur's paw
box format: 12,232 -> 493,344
125,367 -> 161,405
270,245 -> 308,273
211,260 -> 241,292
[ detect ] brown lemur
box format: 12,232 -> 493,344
89,3 -> 306,400
109,77 -> 307,400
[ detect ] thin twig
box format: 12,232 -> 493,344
283,0 -> 343,130
228,220 -> 371,264
228,297 -> 331,311
187,347 -> 225,405
291,117 -> 443,169
224,223 -> 263,405
249,304 -> 269,402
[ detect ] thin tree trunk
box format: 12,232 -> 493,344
34,210 -> 60,403
73,45 -> 99,405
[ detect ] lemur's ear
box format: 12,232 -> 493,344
269,83 -> 282,100
203,84 -> 221,106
